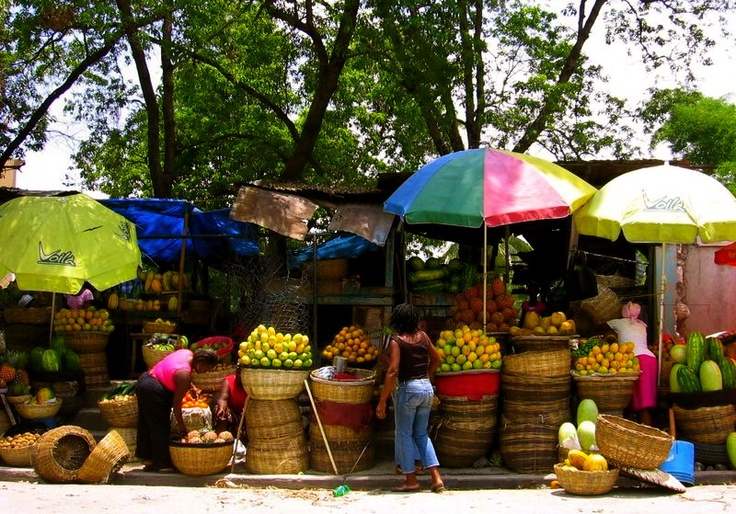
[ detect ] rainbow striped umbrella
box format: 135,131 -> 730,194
384,148 -> 596,228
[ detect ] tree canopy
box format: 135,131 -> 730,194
1,0 -> 733,204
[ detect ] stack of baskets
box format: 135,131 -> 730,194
573,372 -> 640,417
499,348 -> 572,474
240,367 -> 310,474
97,387 -> 139,461
2,307 -> 53,352
672,403 -> 736,466
308,367 -> 376,473
432,369 -> 500,468
64,331 -> 110,387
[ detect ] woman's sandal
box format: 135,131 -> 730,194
391,484 -> 421,493
431,483 -> 446,494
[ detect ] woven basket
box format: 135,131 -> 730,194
579,285 -> 622,325
240,368 -> 310,400
77,430 -> 130,484
98,397 -> 138,428
511,335 -> 573,353
110,427 -> 139,462
310,440 -> 375,474
596,414 -> 673,469
0,444 -> 35,467
672,404 -> 736,444
143,320 -> 177,334
32,425 -> 97,484
693,441 -> 730,466
433,395 -> 499,468
169,440 -> 233,476
573,373 -> 640,414
2,307 -> 52,324
245,398 -> 303,440
142,345 -> 174,369
63,331 -> 109,354
553,464 -> 619,495
502,348 -> 571,378
502,397 -> 571,427
309,422 -> 373,446
15,399 -> 63,420
7,394 -> 32,405
245,433 -> 310,474
498,415 -> 559,474
309,368 -> 376,404
191,366 -> 236,393
501,371 -> 571,402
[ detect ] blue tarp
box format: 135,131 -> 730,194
100,198 -> 260,266
288,234 -> 381,269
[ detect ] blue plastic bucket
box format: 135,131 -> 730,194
659,440 -> 695,486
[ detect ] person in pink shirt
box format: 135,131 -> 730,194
135,348 -> 218,472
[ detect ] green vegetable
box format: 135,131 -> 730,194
447,258 -> 464,275
411,280 -> 447,293
41,349 -> 61,372
411,268 -> 449,283
686,331 -> 706,372
425,257 -> 443,270
50,335 -> 66,355
677,365 -> 702,393
719,358 -> 736,389
707,337 -> 725,364
62,349 -> 80,372
30,346 -> 46,373
407,256 -> 425,272
572,336 -> 603,358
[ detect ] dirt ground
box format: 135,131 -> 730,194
1,480 -> 735,514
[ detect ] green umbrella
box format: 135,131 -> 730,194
0,193 -> 141,294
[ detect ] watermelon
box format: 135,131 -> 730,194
62,349 -> 80,372
707,337 -> 726,364
686,331 -> 706,373
30,346 -> 46,373
727,432 -> 736,469
677,365 -> 702,393
407,256 -> 425,272
700,360 -> 723,392
41,349 -> 61,372
50,335 -> 66,354
719,358 -> 736,389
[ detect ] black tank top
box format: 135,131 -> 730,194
395,331 -> 430,382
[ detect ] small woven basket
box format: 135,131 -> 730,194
309,367 -> 376,404
191,366 -> 236,393
553,464 -> 619,495
142,345 -> 174,368
240,368 -> 310,400
596,414 -> 673,469
169,440 -> 233,476
672,404 -> 736,444
77,430 -> 130,484
573,373 -> 640,414
0,444 -> 35,467
511,335 -> 573,353
143,320 -> 177,334
63,331 -> 110,354
32,425 -> 97,484
7,394 -> 32,405
15,399 -> 63,420
98,397 -> 138,428
502,348 -> 571,378
2,307 -> 53,324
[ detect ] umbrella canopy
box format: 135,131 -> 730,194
573,164 -> 736,244
714,241 -> 736,267
384,148 -> 597,228
0,193 -> 142,294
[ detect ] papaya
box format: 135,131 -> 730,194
523,311 -> 540,330
151,279 -> 163,293
567,449 -> 589,470
107,293 -> 119,310
583,453 -> 609,471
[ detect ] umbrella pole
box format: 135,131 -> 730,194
483,225 -> 488,328
49,292 -> 56,344
657,243 -> 666,387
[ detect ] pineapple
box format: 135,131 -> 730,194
5,350 -> 29,385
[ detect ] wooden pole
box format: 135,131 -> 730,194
304,379 -> 338,475
230,395 -> 249,474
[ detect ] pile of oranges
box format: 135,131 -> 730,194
181,388 -> 211,409
321,325 -> 380,365
573,341 -> 641,375
53,307 -> 114,333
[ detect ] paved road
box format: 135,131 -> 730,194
1,480 -> 735,514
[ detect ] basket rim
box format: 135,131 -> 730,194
572,371 -> 642,381
436,369 -> 500,378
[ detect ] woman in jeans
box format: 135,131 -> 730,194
375,303 -> 445,493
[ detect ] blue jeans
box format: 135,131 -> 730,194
394,378 -> 439,474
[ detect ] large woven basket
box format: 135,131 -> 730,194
309,422 -> 373,446
511,335 -> 573,353
309,367 -> 376,404
191,366 -> 236,393
98,397 -> 138,428
553,464 -> 619,495
498,415 -> 559,474
502,397 -> 570,427
672,403 -> 736,444
15,399 -> 63,420
573,373 -> 640,414
245,433 -> 310,474
245,398 -> 303,440
169,440 -> 233,476
0,444 -> 35,467
501,371 -> 571,402
32,425 -> 97,483
502,348 -> 571,377
77,430 -> 130,484
110,427 -> 139,462
63,331 -> 109,354
2,307 -> 52,324
596,414 -> 673,469
142,345 -> 174,368
433,394 -> 499,468
143,320 -> 177,334
240,368 -> 310,400
579,285 -> 622,325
